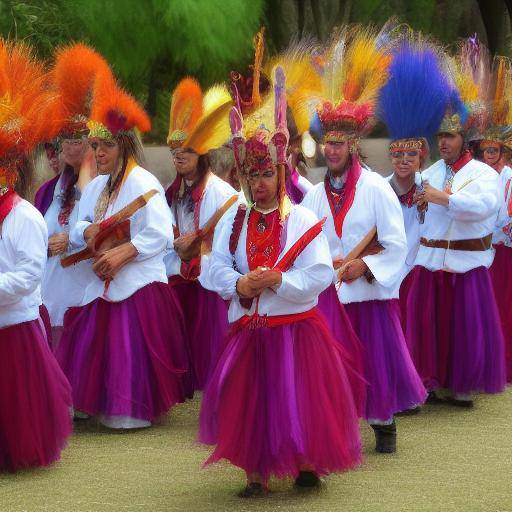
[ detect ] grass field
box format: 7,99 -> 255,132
1,389 -> 511,512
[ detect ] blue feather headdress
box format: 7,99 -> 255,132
378,37 -> 450,153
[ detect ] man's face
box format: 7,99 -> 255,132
172,148 -> 199,179
390,149 -> 421,178
89,137 -> 120,175
480,140 -> 502,167
324,140 -> 350,175
248,167 -> 278,206
437,133 -> 464,163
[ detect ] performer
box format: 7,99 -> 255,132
475,56 -> 512,383
166,78 -> 237,393
378,34 -> 450,338
302,27 -> 426,453
0,39 -> 72,471
55,73 -> 188,429
200,68 -> 362,496
407,38 -> 506,406
36,45 -> 103,347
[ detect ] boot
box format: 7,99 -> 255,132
295,471 -> 320,488
371,421 -> 397,453
238,482 -> 268,498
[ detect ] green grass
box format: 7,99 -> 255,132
2,390 -> 512,512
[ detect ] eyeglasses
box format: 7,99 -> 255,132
483,147 -> 500,155
247,169 -> 276,183
390,150 -> 419,159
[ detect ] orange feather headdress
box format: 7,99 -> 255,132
0,39 -> 62,191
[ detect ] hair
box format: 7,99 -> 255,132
14,155 -> 34,199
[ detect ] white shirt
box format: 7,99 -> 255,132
414,158 -> 499,272
386,174 -> 421,279
208,203 -> 333,323
302,167 -> 407,304
164,173 -> 238,278
0,200 -> 47,328
41,173 -> 87,325
71,165 -> 173,305
492,165 -> 512,247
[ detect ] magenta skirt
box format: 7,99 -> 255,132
405,266 -> 506,395
169,278 -> 228,392
199,311 -> 362,483
0,319 -> 72,472
39,304 -> 52,347
490,245 -> 512,383
345,299 -> 427,421
398,267 -> 421,334
56,282 -> 188,422
317,285 -> 367,416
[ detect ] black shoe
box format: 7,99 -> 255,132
445,396 -> 474,408
371,421 -> 397,453
295,471 -> 320,488
238,482 -> 268,498
426,391 -> 443,404
395,406 -> 421,416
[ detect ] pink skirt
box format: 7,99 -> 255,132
199,311 -> 362,482
405,266 -> 506,394
0,319 -> 72,472
169,278 -> 228,392
345,299 -> 426,421
56,282 -> 188,422
490,245 -> 512,382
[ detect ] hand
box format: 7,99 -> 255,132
333,258 -> 344,270
92,242 -> 138,281
416,182 -> 450,206
174,232 -> 202,261
338,258 -> 368,283
246,267 -> 282,293
84,224 -> 101,252
48,233 -> 69,256
236,275 -> 260,299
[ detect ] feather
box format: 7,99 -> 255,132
273,217 -> 326,272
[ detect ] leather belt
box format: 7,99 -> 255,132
420,233 -> 493,251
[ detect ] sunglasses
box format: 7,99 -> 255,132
247,169 -> 276,183
483,147 -> 500,155
390,150 -> 419,159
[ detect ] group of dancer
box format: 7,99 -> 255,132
1,21 -> 511,499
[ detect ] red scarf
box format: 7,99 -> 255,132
398,184 -> 416,208
449,150 -> 473,172
324,156 -> 362,237
246,208 -> 282,271
0,189 -> 21,223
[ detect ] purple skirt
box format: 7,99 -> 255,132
317,285 -> 367,415
0,320 -> 72,472
56,282 -> 188,422
169,279 -> 228,392
200,312 -> 362,483
490,245 -> 512,382
405,266 -> 506,395
345,299 -> 427,421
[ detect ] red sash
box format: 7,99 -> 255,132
232,307 -> 319,332
324,156 -> 362,237
0,189 -> 21,223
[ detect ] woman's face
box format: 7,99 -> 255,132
324,140 -> 350,175
61,137 -> 88,169
248,167 -> 278,207
390,149 -> 421,178
89,137 -> 120,174
480,140 -> 502,167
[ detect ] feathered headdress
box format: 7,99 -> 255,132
167,77 -> 232,155
0,39 -> 62,192
314,25 -> 392,145
480,56 -> 512,144
230,66 -> 291,220
51,43 -> 114,139
440,35 -> 490,138
378,32 -> 450,157
88,76 -> 151,139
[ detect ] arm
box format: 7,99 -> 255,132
0,209 -> 47,306
362,182 -> 407,288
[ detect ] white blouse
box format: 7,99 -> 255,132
164,173 -> 238,278
41,173 -> 87,326
0,200 -> 47,328
70,165 -> 173,305
207,203 -> 333,323
492,165 -> 512,247
302,168 -> 407,304
414,158 -> 499,272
